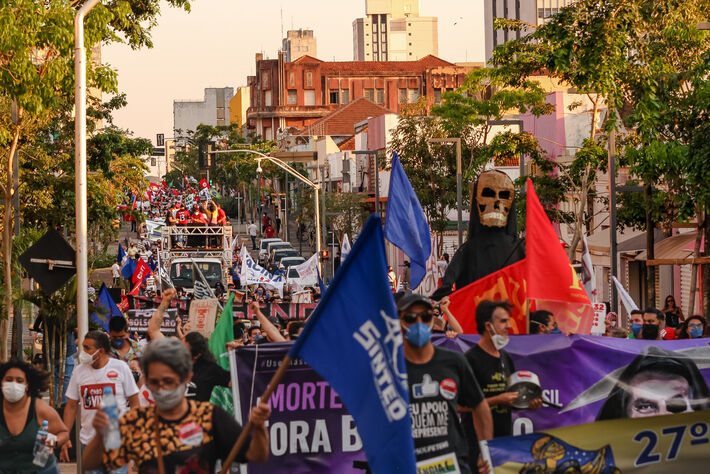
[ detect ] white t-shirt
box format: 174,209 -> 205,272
111,262 -> 120,278
66,358 -> 139,444
248,223 -> 257,237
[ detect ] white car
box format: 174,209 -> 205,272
258,238 -> 282,261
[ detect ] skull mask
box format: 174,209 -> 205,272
475,170 -> 514,228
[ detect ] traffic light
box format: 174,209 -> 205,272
198,141 -> 215,169
320,249 -> 329,260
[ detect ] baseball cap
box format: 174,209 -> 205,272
396,292 -> 433,312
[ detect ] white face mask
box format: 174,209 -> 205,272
489,323 -> 509,350
79,350 -> 98,366
2,381 -> 27,403
152,383 -> 186,411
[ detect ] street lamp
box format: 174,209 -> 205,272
230,150 -> 323,275
428,138 -> 463,247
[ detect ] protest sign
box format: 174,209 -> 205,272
232,303 -> 317,321
188,298 -> 219,337
126,308 -> 181,335
486,409 -> 710,473
232,335 -> 710,473
240,245 -> 285,295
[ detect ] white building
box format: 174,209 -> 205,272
352,0 -> 438,61
173,87 -> 234,136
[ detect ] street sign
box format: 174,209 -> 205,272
152,147 -> 165,156
19,229 -> 76,295
156,133 -> 165,147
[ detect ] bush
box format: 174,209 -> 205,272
216,197 -> 238,218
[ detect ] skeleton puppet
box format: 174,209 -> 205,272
432,170 -> 525,300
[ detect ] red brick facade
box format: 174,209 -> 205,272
246,52 -> 477,140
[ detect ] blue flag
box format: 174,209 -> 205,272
90,283 -> 122,331
289,215 -> 416,474
121,258 -> 136,280
117,244 -> 126,263
384,152 -> 431,289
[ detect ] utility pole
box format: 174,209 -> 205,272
320,165 -> 327,281
608,129 -> 618,313
10,102 -> 21,360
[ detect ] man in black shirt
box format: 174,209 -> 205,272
397,292 -> 493,473
463,301 -> 541,459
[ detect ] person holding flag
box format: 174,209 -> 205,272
397,291 -> 493,473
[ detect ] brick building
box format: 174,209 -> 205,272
246,52 -> 477,140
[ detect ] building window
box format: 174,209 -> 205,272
329,91 -> 339,104
151,157 -> 156,166
340,89 -> 349,104
305,71 -> 313,87
381,32 -> 387,43
264,127 -> 272,140
372,22 -> 378,33
398,88 -> 407,103
261,71 -> 270,89
373,43 -> 378,53
364,88 -> 375,101
304,90 -> 315,105
375,88 -> 385,104
289,72 -> 295,87
407,88 -> 419,103
265,90 -> 272,107
434,88 -> 442,104
287,90 -> 297,105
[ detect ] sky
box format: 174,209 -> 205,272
103,0 -> 485,144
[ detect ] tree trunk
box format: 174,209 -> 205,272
2,126 -> 20,362
688,208 -> 703,316
704,206 -> 710,318
645,183 -> 656,308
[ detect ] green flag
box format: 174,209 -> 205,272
208,292 -> 235,370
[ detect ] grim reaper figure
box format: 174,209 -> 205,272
432,170 -> 525,300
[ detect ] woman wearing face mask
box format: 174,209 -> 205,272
397,292 -> 492,474
83,338 -> 271,472
677,315 -> 707,340
0,360 -> 69,474
463,300 -> 542,461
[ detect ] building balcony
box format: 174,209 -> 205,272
246,104 -> 337,119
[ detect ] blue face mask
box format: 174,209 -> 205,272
631,323 -> 642,336
690,326 -> 703,339
550,327 -> 562,335
405,322 -> 432,348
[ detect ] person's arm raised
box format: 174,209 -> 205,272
148,288 -> 176,340
250,302 -> 285,342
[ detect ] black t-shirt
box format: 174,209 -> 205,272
463,345 -> 515,439
187,357 -> 231,402
406,346 -> 485,473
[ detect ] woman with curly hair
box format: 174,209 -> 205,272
0,359 -> 69,473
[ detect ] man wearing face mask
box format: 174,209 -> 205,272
83,338 -> 271,472
627,310 -> 644,339
108,316 -> 143,364
398,292 -> 492,473
60,331 -> 139,471
640,308 -> 665,340
463,301 -> 542,463
529,310 -> 561,335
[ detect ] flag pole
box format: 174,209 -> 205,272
190,258 -> 223,311
219,354 -> 292,474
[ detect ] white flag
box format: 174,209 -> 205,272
580,231 -> 597,302
341,233 -> 352,260
613,276 -> 639,315
294,253 -> 319,287
240,245 -> 285,296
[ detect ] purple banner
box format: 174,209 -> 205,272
233,343 -> 368,474
232,335 -> 710,471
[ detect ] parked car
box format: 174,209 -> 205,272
279,256 -> 306,269
261,241 -> 291,264
271,248 -> 300,265
258,238 -> 282,261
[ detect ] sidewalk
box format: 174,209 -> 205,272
59,463 -> 76,473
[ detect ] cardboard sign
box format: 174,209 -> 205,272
591,302 -> 606,335
188,298 -> 219,337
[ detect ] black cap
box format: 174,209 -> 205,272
396,292 -> 433,312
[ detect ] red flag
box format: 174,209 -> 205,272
128,281 -> 141,295
117,295 -> 129,312
162,180 -> 167,189
526,179 -> 593,334
132,259 -> 152,284
199,178 -> 209,190
448,259 -> 529,334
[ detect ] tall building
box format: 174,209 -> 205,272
245,52 -> 476,140
282,29 -> 317,62
229,86 -> 251,128
484,0 -> 574,63
173,87 -> 234,136
352,0 -> 437,61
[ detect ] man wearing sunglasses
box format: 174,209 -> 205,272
397,292 -> 493,474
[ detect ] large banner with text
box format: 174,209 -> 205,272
231,335 -> 710,472
486,409 -> 710,473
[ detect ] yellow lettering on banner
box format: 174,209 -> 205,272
569,264 -> 583,291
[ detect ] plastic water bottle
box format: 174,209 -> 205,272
102,386 -> 121,450
32,420 -> 50,467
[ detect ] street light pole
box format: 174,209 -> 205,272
74,0 -> 101,346
428,138 -> 463,247
352,150 -> 380,217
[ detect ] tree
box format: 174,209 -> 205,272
0,0 -> 193,359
